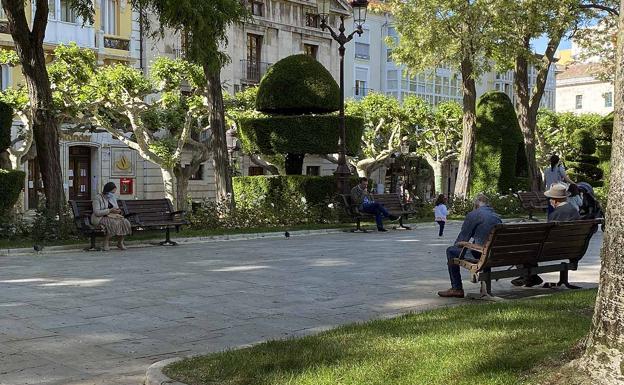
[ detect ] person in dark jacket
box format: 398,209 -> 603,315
577,182 -> 603,220
438,194 -> 502,298
350,177 -> 398,232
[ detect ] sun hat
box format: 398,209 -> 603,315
544,183 -> 570,199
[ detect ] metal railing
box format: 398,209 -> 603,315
240,60 -> 272,83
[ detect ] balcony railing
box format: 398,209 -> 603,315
241,60 -> 272,84
353,87 -> 372,99
104,36 -> 130,51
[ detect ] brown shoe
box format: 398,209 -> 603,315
437,288 -> 465,298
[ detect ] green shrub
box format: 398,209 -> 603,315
472,92 -> 528,194
0,169 -> 24,215
0,100 -> 11,152
239,115 -> 364,156
571,129 -> 596,154
568,129 -> 603,186
256,55 -> 340,115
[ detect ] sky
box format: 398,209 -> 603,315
532,35 -> 572,55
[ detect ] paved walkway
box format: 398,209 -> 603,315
0,222 -> 603,385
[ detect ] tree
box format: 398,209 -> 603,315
133,0 -> 248,206
85,57 -> 211,211
345,93 -> 406,178
0,0 -> 92,213
406,97 -> 463,194
391,0 -> 495,197
573,2 -> 624,380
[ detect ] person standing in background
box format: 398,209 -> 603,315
434,194 -> 448,237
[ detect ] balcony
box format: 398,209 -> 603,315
241,60 -> 272,84
103,36 -> 130,51
353,87 -> 372,99
43,19 -> 95,48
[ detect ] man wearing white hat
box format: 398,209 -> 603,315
545,183 -> 581,222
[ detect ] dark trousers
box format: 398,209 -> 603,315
361,202 -> 390,229
436,221 -> 445,236
446,246 -> 482,290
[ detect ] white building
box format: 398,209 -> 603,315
555,63 -> 613,115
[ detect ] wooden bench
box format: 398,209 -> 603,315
452,219 -> 601,297
120,199 -> 189,246
517,191 -> 548,220
339,193 -> 416,232
69,198 -> 189,249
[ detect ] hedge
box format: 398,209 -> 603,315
0,100 -> 12,153
239,115 -> 364,156
471,91 -> 528,194
0,169 -> 24,215
568,129 -> 603,186
256,54 -> 340,115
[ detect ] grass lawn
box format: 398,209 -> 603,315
164,289 -> 595,385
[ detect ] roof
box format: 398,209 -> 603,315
556,63 -> 602,80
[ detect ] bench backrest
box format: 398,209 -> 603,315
477,219 -> 600,271
69,200 -> 95,219
517,192 -> 548,209
372,193 -> 403,213
339,194 -> 358,216
120,198 -> 175,225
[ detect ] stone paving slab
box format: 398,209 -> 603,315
0,222 -> 603,385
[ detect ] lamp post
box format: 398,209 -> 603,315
316,0 -> 369,195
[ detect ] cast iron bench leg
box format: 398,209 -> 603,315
159,228 -> 178,246
557,269 -> 581,289
398,216 -> 411,230
351,217 -> 368,233
84,234 -> 100,251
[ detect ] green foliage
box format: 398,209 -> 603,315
447,192 -> 523,217
239,115 -> 364,156
472,92 -> 528,194
0,170 -> 24,215
0,100 -> 12,153
567,129 -> 603,186
256,55 -> 340,115
30,207 -> 77,243
224,86 -> 263,128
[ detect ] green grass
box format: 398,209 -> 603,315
164,289 -> 596,385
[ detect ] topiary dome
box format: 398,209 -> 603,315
255,54 -> 340,114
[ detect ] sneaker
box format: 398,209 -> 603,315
524,275 -> 544,287
437,288 -> 465,298
377,227 -> 388,232
511,277 -> 525,287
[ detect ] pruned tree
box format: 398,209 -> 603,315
404,97 -> 462,194
391,0 -> 495,197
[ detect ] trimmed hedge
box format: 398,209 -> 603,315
0,101 -> 11,152
472,91 -> 528,194
234,175 -> 337,207
568,129 -> 603,186
256,54 -> 340,115
0,169 -> 24,215
239,115 -> 364,156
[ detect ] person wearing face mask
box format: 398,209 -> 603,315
91,182 -> 132,251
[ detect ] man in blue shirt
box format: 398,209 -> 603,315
438,194 -> 502,298
350,177 -> 398,232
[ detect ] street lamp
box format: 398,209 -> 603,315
316,0 -> 369,195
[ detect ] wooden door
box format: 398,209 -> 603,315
68,146 -> 91,201
27,158 -> 43,210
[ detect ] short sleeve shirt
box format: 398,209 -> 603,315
544,165 -> 566,188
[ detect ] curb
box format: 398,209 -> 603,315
145,357 -> 186,385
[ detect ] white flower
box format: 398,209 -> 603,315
328,203 -> 335,209
301,196 -> 307,203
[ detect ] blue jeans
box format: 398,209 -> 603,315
361,202 -> 390,229
446,246 -> 483,290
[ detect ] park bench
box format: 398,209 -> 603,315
69,198 -> 188,250
339,193 -> 416,232
452,219 -> 601,297
119,199 -> 189,246
517,191 -> 549,220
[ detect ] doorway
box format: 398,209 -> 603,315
27,157 -> 43,210
68,146 -> 92,201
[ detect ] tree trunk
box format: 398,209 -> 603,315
174,172 -> 190,212
249,154 -> 280,175
514,51 -> 542,192
205,66 -> 234,206
575,4 -> 624,382
0,151 -> 10,169
454,59 -> 477,197
285,153 -> 304,175
160,168 -> 176,207
2,0 -> 65,214
428,158 -> 444,195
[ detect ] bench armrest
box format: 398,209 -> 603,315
170,210 -> 186,216
457,242 -> 484,253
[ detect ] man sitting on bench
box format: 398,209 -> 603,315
350,177 -> 398,232
438,194 -> 502,298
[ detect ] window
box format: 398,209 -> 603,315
386,49 -> 393,62
189,165 -> 204,181
387,70 -> 398,89
604,92 -> 613,108
0,65 -> 9,91
355,80 -> 367,97
247,34 -> 262,63
248,166 -> 265,176
355,43 -> 370,59
575,95 -> 583,110
60,0 -> 78,23
304,44 -> 318,59
102,0 -> 119,35
306,166 -> 320,176
306,13 -> 320,28
249,0 -> 264,16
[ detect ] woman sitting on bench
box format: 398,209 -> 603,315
91,182 -> 132,251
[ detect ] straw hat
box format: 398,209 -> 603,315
544,183 -> 570,199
